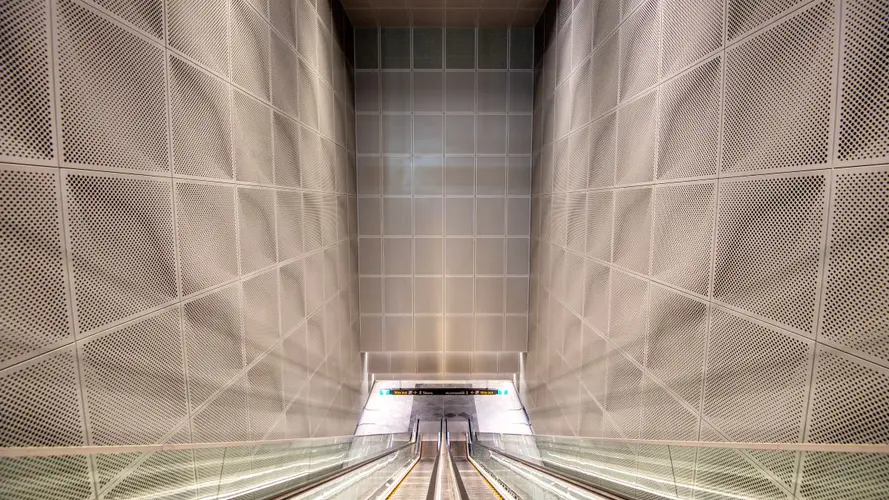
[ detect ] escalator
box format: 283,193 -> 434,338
2,422 -> 884,499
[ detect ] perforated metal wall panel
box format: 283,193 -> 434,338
176,181 -> 238,296
1,167 -> 71,368
58,0 -> 169,172
170,55 -> 233,179
64,172 -> 178,334
0,0 -> 54,163
80,307 -> 188,446
527,0 -> 889,497
1,1 -> 360,495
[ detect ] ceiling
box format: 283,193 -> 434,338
341,0 -> 547,27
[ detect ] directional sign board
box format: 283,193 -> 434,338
378,388 -> 508,396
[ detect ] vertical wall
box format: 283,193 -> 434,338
526,0 -> 889,497
1,0 -> 359,497
353,27 -> 535,377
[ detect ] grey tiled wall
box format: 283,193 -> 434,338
354,27 -> 534,377
525,0 -> 889,497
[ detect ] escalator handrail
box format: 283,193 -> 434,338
271,440 -> 417,500
446,442 -> 470,500
425,419 -> 443,500
473,441 -> 626,500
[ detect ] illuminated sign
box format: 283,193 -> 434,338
378,388 -> 508,396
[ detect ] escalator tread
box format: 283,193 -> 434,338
454,458 -> 501,500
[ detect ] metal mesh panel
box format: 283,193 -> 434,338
80,307 -> 188,446
618,0 -> 658,101
58,0 -> 168,172
1,167 -> 71,367
726,0 -> 808,41
585,190 -> 613,262
723,0 -> 835,173
612,187 -> 651,274
283,324 -> 307,401
0,347 -> 84,447
658,57 -> 721,180
581,322 -> 607,400
192,380 -> 250,496
248,346 -> 284,440
101,446 -> 196,500
167,0 -> 228,74
837,0 -> 889,162
703,307 -> 813,444
616,91 -> 656,185
238,187 -> 276,274
604,349 -> 642,439
91,0 -> 163,39
0,455 -> 93,500
232,0 -> 270,100
587,113 -> 616,188
273,112 -> 301,187
641,376 -> 698,442
651,182 -> 714,296
170,55 -> 232,179
182,285 -> 243,410
646,285 -> 707,410
270,0 -> 296,46
567,127 -> 590,191
609,270 -> 647,364
566,193 -> 586,253
298,0 -> 318,70
662,0 -> 722,77
321,194 -> 337,246
175,182 -> 237,296
234,89 -> 273,184
820,167 -> 889,364
694,425 -> 789,500
303,192 -> 323,252
276,190 -> 303,261
0,0 -> 54,162
64,172 -> 177,333
243,269 -> 280,364
806,348 -> 889,444
799,451 -> 889,500
591,34 -> 619,118
583,258 -> 610,334
713,173 -> 826,334
280,259 -> 306,334
271,32 -> 299,117
300,126 -> 323,190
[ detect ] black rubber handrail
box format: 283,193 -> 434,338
474,441 -> 627,500
271,440 -> 416,500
